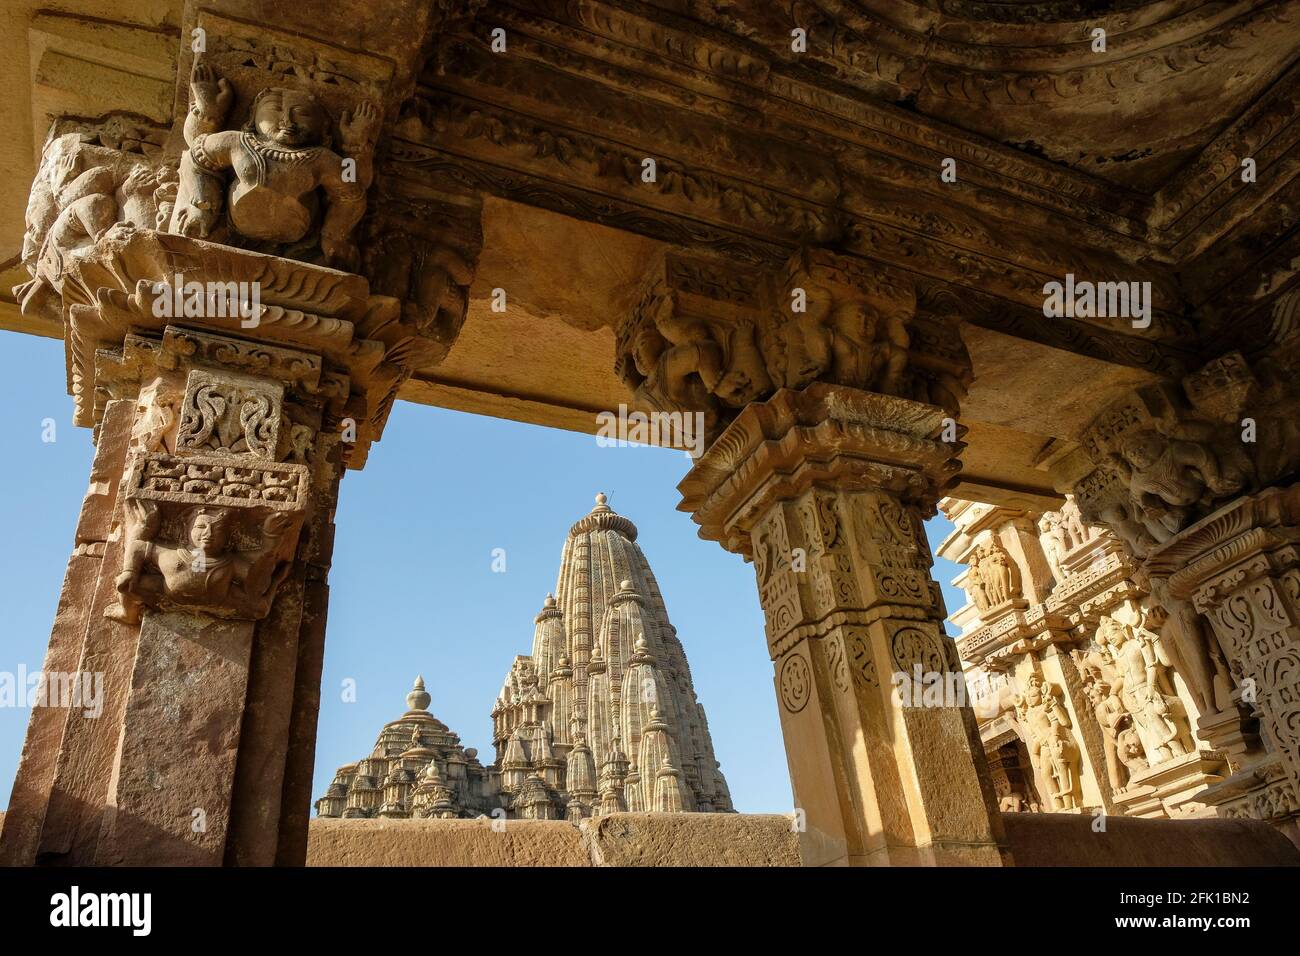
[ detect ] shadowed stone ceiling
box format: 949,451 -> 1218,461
689,0 -> 1300,190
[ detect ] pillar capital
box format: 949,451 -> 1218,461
617,247 -> 972,445
678,382 -> 963,558
54,227 -> 422,470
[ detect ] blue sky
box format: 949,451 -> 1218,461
0,330 -> 965,815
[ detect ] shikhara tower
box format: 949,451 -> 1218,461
492,493 -> 732,819
316,494 -> 732,820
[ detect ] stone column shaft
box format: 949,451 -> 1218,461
0,224 -> 421,866
679,384 -> 1009,866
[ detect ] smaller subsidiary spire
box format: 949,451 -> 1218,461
406,675 -> 431,712
535,591 -> 563,623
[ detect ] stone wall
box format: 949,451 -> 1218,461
308,813 -> 801,867
306,811 -> 1298,867
9,805 -> 1286,865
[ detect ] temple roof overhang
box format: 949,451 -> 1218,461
4,0 -> 1298,508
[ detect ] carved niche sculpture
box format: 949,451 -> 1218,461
170,60 -> 380,269
967,539 -> 1022,611
1014,674 -> 1081,811
1038,497 -> 1106,584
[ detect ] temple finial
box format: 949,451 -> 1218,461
406,675 -> 431,711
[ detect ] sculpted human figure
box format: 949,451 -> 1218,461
1116,726 -> 1149,779
1106,428 -> 1247,544
170,60 -> 379,269
105,501 -> 297,623
1144,586 -> 1234,716
1059,497 -> 1091,550
972,540 -> 1020,607
16,154 -> 176,314
712,321 -> 773,407
1083,677 -> 1132,791
792,289 -> 910,394
965,552 -> 991,612
635,291 -> 724,417
871,304 -> 911,395
1097,616 -> 1188,764
788,282 -> 836,385
1038,511 -> 1068,584
1015,675 -> 1080,811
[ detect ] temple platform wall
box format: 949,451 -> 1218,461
302,812 -> 1300,867
5,808 -> 1292,866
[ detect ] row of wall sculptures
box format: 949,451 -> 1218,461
941,485 -> 1296,839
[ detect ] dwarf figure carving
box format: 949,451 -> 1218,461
105,500 -> 298,623
170,60 -> 379,270
1116,725 -> 1150,779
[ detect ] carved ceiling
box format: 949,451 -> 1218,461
2,0 -> 1298,509
388,0 -> 1300,355
705,0 -> 1300,191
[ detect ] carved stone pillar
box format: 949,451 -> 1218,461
2,2 -> 482,866
1144,485 -> 1300,839
0,222 -> 438,865
678,384 -> 1009,866
1053,335 -> 1300,833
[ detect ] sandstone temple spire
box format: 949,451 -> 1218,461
490,493 -> 732,819
317,494 -> 732,821
315,676 -> 498,820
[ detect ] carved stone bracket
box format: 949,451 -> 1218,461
1064,379 -> 1255,558
51,227 -> 425,469
1062,338 -> 1300,561
617,247 -> 972,445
